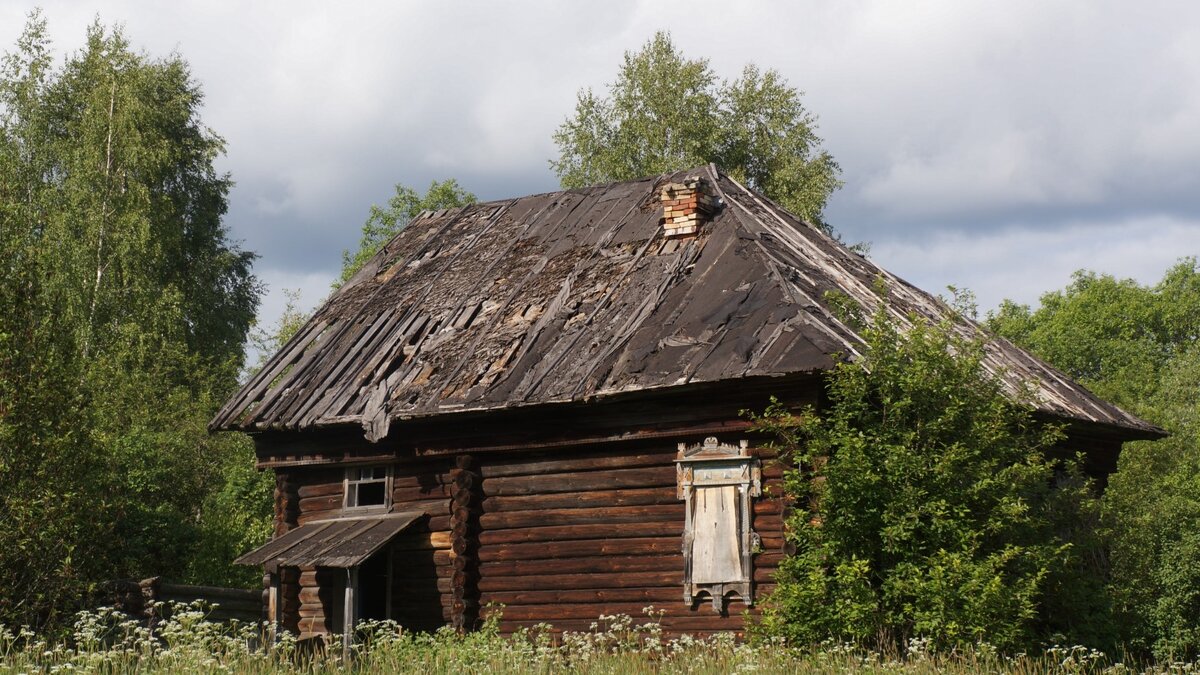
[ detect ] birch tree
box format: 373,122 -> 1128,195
0,13 -> 263,624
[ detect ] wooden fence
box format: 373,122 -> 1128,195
108,577 -> 264,624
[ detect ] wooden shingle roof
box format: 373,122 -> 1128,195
212,165 -> 1163,441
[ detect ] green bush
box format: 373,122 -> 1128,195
752,302 -> 1110,651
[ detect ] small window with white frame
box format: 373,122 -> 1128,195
344,466 -> 391,509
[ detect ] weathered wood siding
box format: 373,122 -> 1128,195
276,462 -> 459,638
474,441 -> 787,637
268,434 -> 788,639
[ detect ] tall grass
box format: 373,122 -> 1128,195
0,603 -> 1194,674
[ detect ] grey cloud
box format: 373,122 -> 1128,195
3,1 -> 1198,328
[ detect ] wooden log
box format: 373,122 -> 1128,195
388,564 -> 454,581
758,536 -> 785,551
751,552 -> 784,569
389,499 -> 454,520
480,452 -> 675,479
761,463 -> 786,479
480,586 -> 682,606
390,473 -> 452,490
486,602 -> 740,622
448,453 -> 481,633
479,554 -> 680,578
478,537 -> 680,562
752,499 -> 785,515
391,531 -> 452,550
752,515 -> 784,531
481,487 -> 677,513
392,608 -> 453,623
161,596 -> 263,613
479,504 -> 684,530
495,615 -> 750,632
395,549 -> 453,567
298,617 -> 328,637
296,482 -> 343,499
482,466 -> 677,497
477,570 -> 683,592
479,521 -> 679,546
158,583 -> 260,602
297,606 -> 326,619
298,493 -> 342,513
393,484 -> 451,502
753,567 -> 781,583
392,577 -> 453,594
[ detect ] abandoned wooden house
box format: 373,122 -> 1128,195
213,165 -> 1163,643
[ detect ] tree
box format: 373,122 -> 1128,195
988,259 -> 1200,658
551,32 -> 841,228
0,13 -> 263,625
338,179 -> 476,285
753,300 -> 1107,651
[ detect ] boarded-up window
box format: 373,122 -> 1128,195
677,438 -> 761,613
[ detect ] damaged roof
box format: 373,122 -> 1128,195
212,165 -> 1163,441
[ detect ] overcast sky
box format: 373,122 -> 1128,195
5,1 -> 1198,333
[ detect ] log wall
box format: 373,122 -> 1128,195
474,440 -> 787,638
269,435 -> 788,640
276,462 -> 461,639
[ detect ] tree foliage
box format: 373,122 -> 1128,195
339,179 -> 476,285
988,259 -> 1200,659
0,13 -> 265,625
753,302 -> 1105,651
551,32 -> 841,228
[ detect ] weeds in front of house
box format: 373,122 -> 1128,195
0,602 -> 1196,674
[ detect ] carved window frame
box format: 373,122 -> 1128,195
676,437 -> 761,613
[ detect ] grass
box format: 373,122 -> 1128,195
0,603 -> 1196,674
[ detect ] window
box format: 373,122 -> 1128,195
676,437 -> 761,613
345,466 -> 391,509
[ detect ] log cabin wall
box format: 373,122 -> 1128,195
273,461 -> 462,639
473,437 -> 787,638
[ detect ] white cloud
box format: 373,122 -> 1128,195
871,216 -> 1200,314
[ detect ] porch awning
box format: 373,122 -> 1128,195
234,511 -> 426,569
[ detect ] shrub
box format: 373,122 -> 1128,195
751,302 -> 1111,651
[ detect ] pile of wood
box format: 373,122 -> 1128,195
660,177 -> 718,237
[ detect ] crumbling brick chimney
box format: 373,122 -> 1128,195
659,176 -> 717,237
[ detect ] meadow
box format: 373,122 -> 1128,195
0,603 -> 1195,675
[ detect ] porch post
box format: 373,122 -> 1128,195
342,567 -> 357,660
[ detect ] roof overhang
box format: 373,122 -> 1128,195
235,511 -> 426,569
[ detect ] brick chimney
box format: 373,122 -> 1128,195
659,176 -> 717,237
